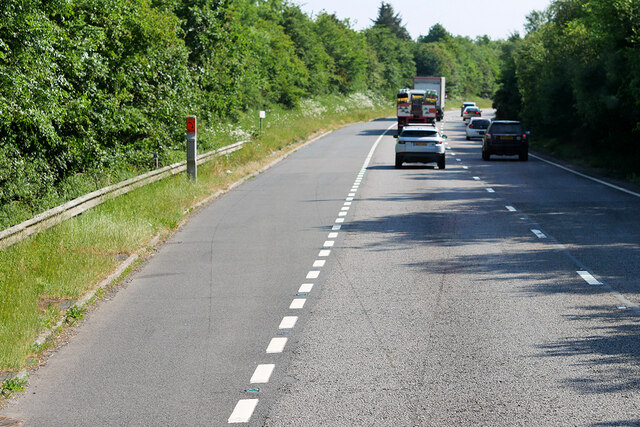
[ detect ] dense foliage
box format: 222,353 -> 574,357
493,0 -> 640,175
0,0 -> 502,228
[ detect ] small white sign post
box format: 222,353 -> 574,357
259,110 -> 266,132
186,116 -> 197,181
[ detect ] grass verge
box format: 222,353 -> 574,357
0,92 -> 394,372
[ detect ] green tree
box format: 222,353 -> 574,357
371,2 -> 411,41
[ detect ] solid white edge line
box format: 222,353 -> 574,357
530,153 -> 640,198
266,337 -> 288,353
289,298 -> 306,309
228,399 -> 259,423
250,364 -> 275,384
279,316 -> 298,329
577,271 -> 602,286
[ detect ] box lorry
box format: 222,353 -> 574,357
397,89 -> 437,131
413,76 -> 446,121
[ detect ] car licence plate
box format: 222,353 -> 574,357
413,142 -> 427,146
501,136 -> 514,140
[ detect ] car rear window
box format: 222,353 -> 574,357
471,119 -> 490,128
402,130 -> 438,137
490,123 -> 524,134
466,108 -> 479,112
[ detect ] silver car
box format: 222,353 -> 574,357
465,118 -> 491,140
394,125 -> 447,169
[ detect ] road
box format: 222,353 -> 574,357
3,110 -> 640,426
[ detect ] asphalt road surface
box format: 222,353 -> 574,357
3,110 -> 640,426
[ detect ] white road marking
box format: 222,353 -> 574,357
323,240 -> 334,247
348,193 -> 356,197
344,202 -> 352,206
250,364 -> 275,384
335,218 -> 345,223
506,206 -> 517,212
346,197 -> 354,201
306,270 -> 320,279
456,159 -> 461,162
473,176 -> 480,180
328,232 -> 338,238
228,399 -> 259,423
266,337 -> 288,353
531,153 -> 640,198
289,298 -> 306,309
341,207 -> 349,211
313,260 -> 326,267
486,188 -> 495,193
462,166 -> 469,170
299,283 -> 314,293
449,152 -> 456,155
531,229 -> 547,238
577,271 -> 602,286
279,316 -> 298,329
332,224 -> 342,230
319,249 -> 331,257
338,211 -> 347,217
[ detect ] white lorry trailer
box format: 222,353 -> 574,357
413,76 -> 446,121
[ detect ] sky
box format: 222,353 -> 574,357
292,0 -> 554,40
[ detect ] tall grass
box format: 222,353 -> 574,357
0,93 -> 394,371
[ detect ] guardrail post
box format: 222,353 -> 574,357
186,116 -> 197,181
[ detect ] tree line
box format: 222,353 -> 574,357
0,0 -> 502,225
493,0 -> 640,176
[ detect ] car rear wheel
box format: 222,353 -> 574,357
519,150 -> 528,161
482,150 -> 490,161
466,136 -> 470,140
437,156 -> 445,170
395,155 -> 403,169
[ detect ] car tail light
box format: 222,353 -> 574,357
522,134 -> 527,139
486,133 -> 491,140
468,124 -> 474,129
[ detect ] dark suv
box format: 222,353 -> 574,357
482,120 -> 529,161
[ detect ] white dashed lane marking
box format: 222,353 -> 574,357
319,250 -> 331,257
577,271 -> 602,286
228,399 -> 259,424
250,364 -> 275,384
473,176 -> 480,180
486,188 -> 495,193
506,206 -> 517,212
266,337 -> 287,353
279,316 -> 298,329
306,270 -> 320,279
323,240 -> 334,247
289,298 -> 306,309
335,218 -> 345,223
531,229 -> 547,239
313,260 -> 326,267
328,232 -> 338,238
298,283 -> 313,293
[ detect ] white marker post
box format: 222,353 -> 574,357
186,116 -> 197,181
259,110 -> 266,132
